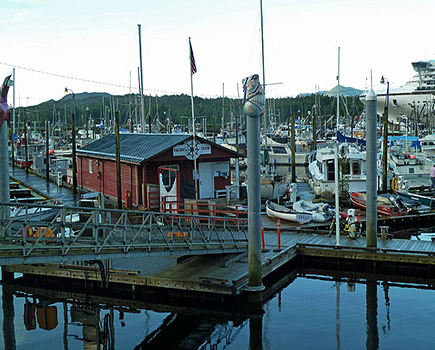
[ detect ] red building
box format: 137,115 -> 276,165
76,133 -> 243,209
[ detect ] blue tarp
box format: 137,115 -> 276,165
380,136 -> 421,149
337,131 -> 366,146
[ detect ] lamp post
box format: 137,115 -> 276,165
65,88 -> 78,194
380,76 -> 389,193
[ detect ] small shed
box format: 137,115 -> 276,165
76,133 -> 244,209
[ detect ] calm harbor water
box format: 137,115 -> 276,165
1,269 -> 435,350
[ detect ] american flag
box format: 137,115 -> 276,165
190,41 -> 197,75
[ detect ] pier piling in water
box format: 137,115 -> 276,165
243,74 -> 265,293
365,88 -> 378,248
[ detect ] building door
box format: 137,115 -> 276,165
199,162 -> 214,199
158,166 -> 180,212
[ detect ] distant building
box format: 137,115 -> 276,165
76,133 -> 243,209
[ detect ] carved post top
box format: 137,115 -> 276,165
242,74 -> 265,118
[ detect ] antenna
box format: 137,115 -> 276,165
370,69 -> 373,89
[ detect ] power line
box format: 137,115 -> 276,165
0,61 -> 241,99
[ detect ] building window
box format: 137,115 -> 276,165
352,161 -> 361,175
89,160 -> 93,174
326,160 -> 335,181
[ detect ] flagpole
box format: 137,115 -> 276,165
189,37 -> 198,200
138,24 -> 145,133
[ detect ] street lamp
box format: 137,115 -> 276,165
65,88 -> 78,194
380,76 -> 389,193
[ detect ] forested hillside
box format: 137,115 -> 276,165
12,91 -> 363,132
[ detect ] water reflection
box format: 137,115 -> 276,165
2,271 -> 435,349
366,279 -> 379,350
2,284 -> 15,350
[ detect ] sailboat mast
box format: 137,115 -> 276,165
336,47 -> 340,130
335,46 -> 341,245
259,0 -> 270,175
260,0 -> 267,140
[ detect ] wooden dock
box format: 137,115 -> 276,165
5,231 -> 435,297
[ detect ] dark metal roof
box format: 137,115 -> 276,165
77,133 -> 191,163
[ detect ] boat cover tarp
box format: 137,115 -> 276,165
337,131 -> 366,146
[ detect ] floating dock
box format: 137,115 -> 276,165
5,231 -> 435,299
4,168 -> 435,303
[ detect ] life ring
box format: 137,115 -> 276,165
390,176 -> 399,193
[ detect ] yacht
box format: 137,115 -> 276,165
361,60 -> 435,122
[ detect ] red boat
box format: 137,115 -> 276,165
349,192 -> 409,216
14,157 -> 33,169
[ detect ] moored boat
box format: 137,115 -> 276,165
396,191 -> 435,210
349,192 -> 409,216
308,143 -> 366,195
292,200 -> 332,223
265,200 -> 312,224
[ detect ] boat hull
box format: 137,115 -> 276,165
349,192 -> 408,216
397,191 -> 435,210
265,201 -> 312,224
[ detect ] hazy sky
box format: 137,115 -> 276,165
2,0 -> 435,105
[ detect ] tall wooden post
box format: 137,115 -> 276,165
71,96 -> 78,194
291,112 -> 296,183
312,109 -> 317,151
115,111 -> 122,209
24,113 -> 28,174
45,117 -> 50,181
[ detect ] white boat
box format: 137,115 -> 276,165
360,60 -> 435,122
265,200 -> 312,224
420,134 -> 435,158
292,200 -> 332,223
308,143 -> 367,195
380,137 -> 433,189
262,137 -> 293,166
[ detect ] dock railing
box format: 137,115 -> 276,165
0,201 -> 249,265
161,196 -> 248,222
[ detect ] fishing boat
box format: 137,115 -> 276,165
349,192 -> 409,216
265,200 -> 312,224
420,134 -> 435,158
396,190 -> 435,210
292,200 -> 332,223
380,137 -> 433,189
308,143 -> 366,195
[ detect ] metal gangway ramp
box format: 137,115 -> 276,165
0,202 -> 249,266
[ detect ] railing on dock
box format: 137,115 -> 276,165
0,201 -> 249,265
161,197 -> 248,222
